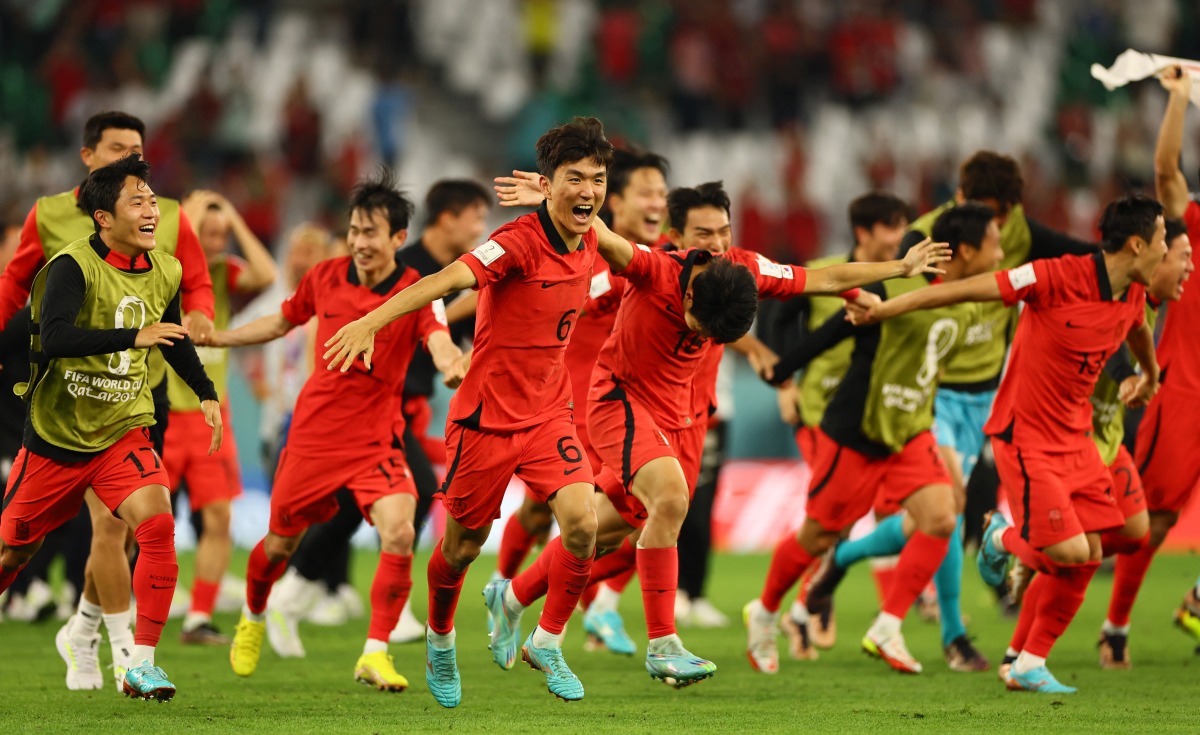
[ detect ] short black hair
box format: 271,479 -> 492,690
535,116 -> 615,178
1165,217 -> 1188,244
78,154 -> 153,233
348,168 -> 415,236
609,147 -> 670,198
848,192 -> 909,237
690,257 -> 758,344
82,111 -> 146,150
424,179 -> 490,225
931,201 -> 996,255
668,181 -> 731,232
959,151 -> 1023,214
1098,194 -> 1164,254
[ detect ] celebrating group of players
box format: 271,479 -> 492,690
1,66 -> 1199,708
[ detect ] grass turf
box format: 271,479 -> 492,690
1,549 -> 1197,734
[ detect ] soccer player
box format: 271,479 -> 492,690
850,194 -> 1165,693
488,174 -> 951,687
167,190 -> 277,644
215,172 -> 462,692
1104,68 -> 1200,660
0,154 -> 222,701
322,117 -> 616,707
746,202 -> 999,676
768,191 -> 911,656
0,111 -> 215,690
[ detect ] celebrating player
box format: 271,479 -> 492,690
0,154 -> 222,701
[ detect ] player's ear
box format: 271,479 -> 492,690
94,210 -> 111,230
539,174 -> 552,200
668,228 -> 684,248
391,228 -> 408,251
80,146 -> 94,169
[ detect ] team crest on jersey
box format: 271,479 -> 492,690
471,240 -> 505,266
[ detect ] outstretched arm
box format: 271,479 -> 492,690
1155,66 -> 1192,220
323,260 -> 478,372
204,312 -> 294,347
802,238 -> 951,295
846,272 -> 1001,325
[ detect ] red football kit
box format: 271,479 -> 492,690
564,256 -> 625,473
588,246 -> 806,526
267,255 -> 445,536
439,205 -> 597,530
986,253 -> 1145,547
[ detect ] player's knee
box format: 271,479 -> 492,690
91,512 -> 128,543
647,485 -> 689,526
380,521 -> 415,555
263,533 -> 301,563
201,503 -> 232,535
1,545 -> 33,571
560,511 -> 598,554
444,538 -> 483,568
918,511 -> 957,538
1147,513 -> 1176,547
1047,538 -> 1092,565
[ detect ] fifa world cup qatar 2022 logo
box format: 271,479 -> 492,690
108,295 -> 147,376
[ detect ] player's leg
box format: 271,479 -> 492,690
580,467 -> 639,655
496,496 -> 553,579
76,490 -> 137,690
391,422 -> 436,643
426,515 -> 491,708
181,499 -> 232,644
1098,448 -> 1150,668
677,419 -> 728,628
354,492 -> 415,692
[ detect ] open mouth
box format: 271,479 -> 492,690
572,204 -> 593,223
139,224 -> 156,236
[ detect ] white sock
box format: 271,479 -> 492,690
788,600 -> 810,625
1005,647 -> 1019,659
753,599 -> 779,622
647,633 -> 682,654
427,627 -> 456,649
242,603 -> 265,624
1013,651 -> 1046,675
503,583 -> 526,618
131,645 -> 155,667
363,638 -> 388,655
104,610 -> 134,662
182,611 -> 211,630
1102,619 -> 1130,635
530,625 -> 561,649
992,528 -> 1007,552
870,611 -> 902,638
590,584 -> 621,614
72,598 -> 103,638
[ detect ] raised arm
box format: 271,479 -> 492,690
846,272 -> 1002,325
1155,66 -> 1192,220
323,260 -> 478,372
802,238 -> 950,295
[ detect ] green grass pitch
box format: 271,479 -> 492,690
1,550 -> 1197,734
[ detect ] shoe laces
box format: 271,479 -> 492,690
539,647 -> 575,679
428,647 -> 457,680
74,636 -> 100,670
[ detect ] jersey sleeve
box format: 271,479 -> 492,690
0,204 -> 48,329
175,209 -> 216,319
459,233 -> 526,290
226,255 -> 248,292
613,242 -> 665,285
995,259 -> 1052,306
418,298 -> 451,346
730,249 -> 808,299
280,267 -> 318,326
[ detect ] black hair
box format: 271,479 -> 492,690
931,201 -> 997,255
424,179 -> 491,225
535,116 -> 615,178
689,257 -> 759,344
82,111 -> 146,149
959,151 -> 1023,214
1098,194 -> 1164,254
609,147 -> 670,198
1165,217 -> 1188,244
668,181 -> 731,232
78,154 -> 153,233
348,168 -> 415,235
848,192 -> 909,237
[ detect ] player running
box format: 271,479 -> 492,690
215,172 -> 462,692
0,154 -> 222,701
849,194 -> 1166,693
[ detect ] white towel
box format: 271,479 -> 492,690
1091,49 -> 1200,107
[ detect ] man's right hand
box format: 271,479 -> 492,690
135,322 -> 189,348
1158,65 -> 1191,97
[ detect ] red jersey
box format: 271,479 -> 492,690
1154,200 -> 1200,395
592,246 -> 806,431
281,256 -> 447,457
565,257 -> 626,429
985,253 -> 1146,452
454,204 -> 598,431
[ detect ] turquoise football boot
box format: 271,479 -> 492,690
122,660 -> 176,702
483,579 -> 521,670
977,511 -> 1011,588
521,631 -> 584,701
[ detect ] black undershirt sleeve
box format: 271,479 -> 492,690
769,305 -> 857,386
40,257 -> 139,358
1028,217 -> 1097,261
158,290 -> 218,403
1103,347 -> 1137,384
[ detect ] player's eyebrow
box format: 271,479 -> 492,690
565,168 -> 606,180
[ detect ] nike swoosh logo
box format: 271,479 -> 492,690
323,312 -> 341,318
563,467 -> 582,476
1065,321 -> 1085,329
149,584 -> 173,590
541,281 -> 559,289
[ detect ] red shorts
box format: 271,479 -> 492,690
794,425 -> 818,464
588,386 -> 706,528
805,428 -> 950,533
517,412 -> 603,507
1,428 -> 168,546
270,447 -> 416,537
439,412 -> 593,530
163,408 -> 242,511
1134,386 -> 1200,514
1108,444 -> 1145,521
992,438 -> 1123,548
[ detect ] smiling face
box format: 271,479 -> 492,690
1130,215 -> 1168,286
960,219 -> 1005,277
1149,231 -> 1194,302
672,205 -> 732,255
347,207 -> 404,281
609,166 -> 668,244
81,127 -> 144,173
854,220 -> 907,263
97,175 -> 159,254
542,158 -> 607,244
198,208 -> 230,260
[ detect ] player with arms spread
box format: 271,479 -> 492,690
0,154 -> 221,702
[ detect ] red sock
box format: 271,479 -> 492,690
245,538 -> 289,615
190,578 -> 220,617
637,545 -> 678,639
588,540 -> 637,586
1000,528 -> 1061,575
881,531 -> 950,619
426,543 -> 466,635
760,535 -> 816,613
1099,531 -> 1148,558
871,562 -> 898,604
132,513 -> 178,646
539,538 -> 592,635
497,513 -> 538,579
0,565 -> 23,593
607,563 -> 637,593
1107,542 -> 1158,627
1009,572 -> 1047,652
368,552 -> 412,641
511,541 -> 554,607
1024,561 -> 1100,658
